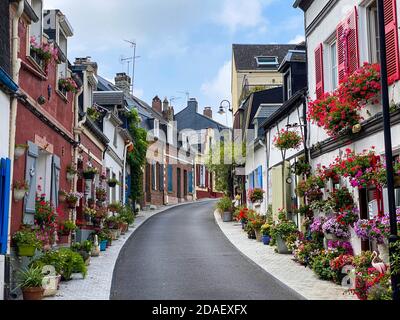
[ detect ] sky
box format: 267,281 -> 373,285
44,0 -> 305,126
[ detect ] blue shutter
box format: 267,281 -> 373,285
188,171 -> 193,193
51,155 -> 61,208
249,173 -> 254,189
24,142 -> 39,225
258,166 -> 263,189
0,158 -> 11,255
168,165 -> 173,192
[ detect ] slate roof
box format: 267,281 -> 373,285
93,91 -> 125,106
278,49 -> 307,72
233,44 -> 299,71
254,105 -> 281,120
175,106 -> 228,132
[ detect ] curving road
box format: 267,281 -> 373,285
110,200 -> 303,300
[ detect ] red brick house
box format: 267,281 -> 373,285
10,3 -> 76,241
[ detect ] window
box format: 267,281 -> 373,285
167,124 -> 173,145
367,1 -> 380,64
168,165 -> 173,192
29,0 -> 43,48
255,56 -> 279,68
57,29 -> 68,80
329,40 -> 339,90
154,119 -> 159,139
111,172 -> 117,203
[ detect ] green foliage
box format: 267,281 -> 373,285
216,196 -> 233,212
119,206 -> 135,225
17,266 -> 44,289
30,248 -> 87,281
311,251 -> 340,281
125,109 -> 148,203
12,229 -> 42,249
270,215 -> 298,243
206,141 -> 245,196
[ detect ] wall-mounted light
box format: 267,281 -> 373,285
37,95 -> 46,105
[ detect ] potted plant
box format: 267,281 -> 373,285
270,212 -> 298,254
66,164 -> 78,181
86,107 -> 101,122
95,187 -> 107,202
34,197 -> 56,226
14,144 -> 29,160
82,167 -> 98,180
261,223 -> 272,245
247,210 -> 266,242
65,192 -> 83,209
292,159 -> 311,177
17,266 -> 45,300
273,129 -> 303,150
12,229 -> 42,257
235,207 -> 248,229
322,217 -> 351,241
58,220 -> 77,236
107,178 -> 120,188
216,196 -> 233,222
83,207 -> 97,224
58,77 -> 78,94
13,180 -> 29,201
247,188 -> 265,204
108,202 -> 121,213
58,190 -> 67,203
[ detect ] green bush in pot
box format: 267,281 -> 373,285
216,196 -> 233,222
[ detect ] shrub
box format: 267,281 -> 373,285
216,196 -> 233,213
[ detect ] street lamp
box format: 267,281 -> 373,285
218,100 -> 232,126
377,0 -> 399,301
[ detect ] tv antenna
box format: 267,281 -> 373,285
119,55 -> 133,76
177,91 -> 190,102
169,96 -> 182,105
123,39 -> 141,95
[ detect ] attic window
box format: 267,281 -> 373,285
255,56 -> 278,67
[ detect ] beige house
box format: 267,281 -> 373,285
231,44 -> 302,114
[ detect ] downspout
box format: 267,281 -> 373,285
4,0 -> 24,300
122,141 -> 133,205
7,0 -> 24,253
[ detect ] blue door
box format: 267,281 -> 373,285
0,158 -> 11,255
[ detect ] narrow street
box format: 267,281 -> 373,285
110,201 -> 303,300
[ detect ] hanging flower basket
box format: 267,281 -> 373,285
58,77 -> 78,94
82,167 -> 98,180
65,192 -> 83,209
14,144 -> 28,160
273,129 -> 302,150
66,164 -> 78,181
13,180 -> 29,201
247,188 -> 265,203
107,178 -> 119,188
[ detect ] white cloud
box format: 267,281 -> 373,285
217,0 -> 272,33
201,60 -> 231,101
289,34 -> 305,44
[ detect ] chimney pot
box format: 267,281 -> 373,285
114,73 -> 131,95
203,107 -> 213,119
152,96 -> 162,113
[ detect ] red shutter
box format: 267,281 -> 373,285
384,0 -> 400,84
314,43 -> 324,99
337,21 -> 347,82
196,165 -> 200,186
373,187 -> 384,216
346,7 -> 360,75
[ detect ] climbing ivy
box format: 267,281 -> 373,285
125,109 -> 148,203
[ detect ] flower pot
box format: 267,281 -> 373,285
13,189 -> 27,201
106,239 -> 112,247
108,181 -> 117,188
324,232 -> 340,242
67,201 -> 77,209
378,241 -> 390,264
22,287 -> 44,300
83,172 -> 95,180
17,245 -> 36,257
262,235 -> 271,245
14,146 -> 27,160
67,172 -> 75,181
110,229 -> 119,240
99,240 -> 107,252
222,211 -> 233,222
42,275 -> 59,297
254,229 -> 262,242
91,245 -> 100,257
276,236 -> 291,254
394,176 -> 400,188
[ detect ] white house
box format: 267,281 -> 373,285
295,0 -> 400,254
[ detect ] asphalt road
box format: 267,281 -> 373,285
110,200 -> 303,300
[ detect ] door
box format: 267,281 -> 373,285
177,168 -> 181,200
183,170 -> 188,198
145,164 -> 151,203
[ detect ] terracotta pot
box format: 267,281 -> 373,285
22,287 -> 44,300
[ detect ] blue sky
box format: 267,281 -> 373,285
45,0 -> 304,126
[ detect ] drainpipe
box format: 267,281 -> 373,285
122,141 -> 133,205
4,0 -> 24,300
73,87 -> 84,192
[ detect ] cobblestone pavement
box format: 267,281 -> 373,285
45,201 -> 208,300
214,211 -> 358,301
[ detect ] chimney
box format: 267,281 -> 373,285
74,56 -> 98,75
152,96 -> 162,113
187,98 -> 198,113
114,73 -> 131,95
203,107 -> 213,119
163,97 -> 169,112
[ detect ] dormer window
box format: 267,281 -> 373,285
255,56 -> 279,68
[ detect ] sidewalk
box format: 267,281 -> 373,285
214,211 -> 358,300
46,201 -> 208,300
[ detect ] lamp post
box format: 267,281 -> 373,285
218,100 -> 232,127
377,0 -> 399,301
